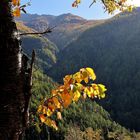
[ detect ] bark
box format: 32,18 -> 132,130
0,1 -> 31,140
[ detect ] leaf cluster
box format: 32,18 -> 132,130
72,0 -> 134,13
37,67 -> 107,130
12,0 -> 30,17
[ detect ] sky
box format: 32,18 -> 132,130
21,0 -> 140,20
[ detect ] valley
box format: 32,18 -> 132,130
16,9 -> 140,139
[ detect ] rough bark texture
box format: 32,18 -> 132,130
0,1 -> 30,140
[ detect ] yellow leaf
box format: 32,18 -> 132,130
43,117 -> 52,126
46,108 -> 53,117
98,84 -> 107,92
37,105 -> 43,113
40,115 -> 58,130
42,106 -> 47,114
51,121 -> 58,130
12,0 -> 17,6
51,89 -> 58,96
86,67 -> 96,80
39,114 -> 46,123
63,75 -> 72,85
84,87 -> 91,97
61,93 -> 72,108
94,90 -> 100,96
76,83 -> 82,87
75,83 -> 83,91
81,70 -> 88,79
47,102 -> 56,112
13,8 -> 20,17
127,6 -> 133,12
100,93 -> 106,98
73,90 -> 81,102
84,87 -> 95,98
73,72 -> 82,83
52,96 -> 61,109
12,0 -> 20,6
84,77 -> 89,83
92,84 -> 99,90
76,0 -> 81,4
98,84 -> 106,98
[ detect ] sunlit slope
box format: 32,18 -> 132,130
16,21 -> 58,71
17,13 -> 105,50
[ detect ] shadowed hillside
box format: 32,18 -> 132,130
47,8 -> 140,131
16,21 -> 58,71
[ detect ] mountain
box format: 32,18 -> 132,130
16,13 -> 105,50
16,12 -> 140,138
16,21 -> 58,71
47,8 -> 140,131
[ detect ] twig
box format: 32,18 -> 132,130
19,26 -> 56,36
23,50 -> 35,127
89,0 -> 96,8
29,49 -> 35,87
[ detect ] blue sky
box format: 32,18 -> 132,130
21,0 -> 115,19
21,0 -> 140,19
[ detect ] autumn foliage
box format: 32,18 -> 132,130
37,67 -> 107,130
12,0 -> 30,17
11,0 -> 134,131
72,0 -> 133,13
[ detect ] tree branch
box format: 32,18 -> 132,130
19,26 -> 56,36
89,0 -> 96,8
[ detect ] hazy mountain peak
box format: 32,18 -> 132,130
16,13 -> 105,50
57,13 -> 86,20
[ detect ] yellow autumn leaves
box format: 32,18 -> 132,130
37,67 -> 107,130
12,0 -> 30,17
12,0 -> 21,17
12,0 -> 20,6
72,0 -> 134,13
72,0 -> 81,7
102,0 -> 134,14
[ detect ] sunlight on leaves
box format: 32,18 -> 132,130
37,67 -> 107,130
72,0 -> 134,14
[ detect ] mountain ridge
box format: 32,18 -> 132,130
47,8 -> 140,131
16,21 -> 58,71
16,13 -> 105,50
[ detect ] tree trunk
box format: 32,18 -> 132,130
0,1 -> 30,140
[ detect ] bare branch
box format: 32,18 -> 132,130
19,26 -> 56,36
89,0 -> 96,8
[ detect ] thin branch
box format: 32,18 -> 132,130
19,26 -> 56,36
89,0 -> 96,8
29,49 -> 35,87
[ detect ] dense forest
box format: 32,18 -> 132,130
1,0 -> 140,139
47,8 -> 140,131
15,7 -> 140,139
24,69 -> 140,140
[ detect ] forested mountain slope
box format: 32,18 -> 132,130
16,13 -> 105,50
16,21 -> 58,71
47,8 -> 140,131
25,70 -> 138,140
